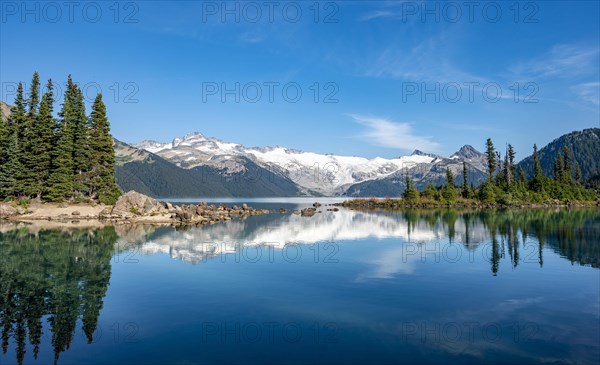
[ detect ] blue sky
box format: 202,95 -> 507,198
1,1 -> 599,160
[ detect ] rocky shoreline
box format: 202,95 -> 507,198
335,198 -> 600,210
0,191 -> 273,225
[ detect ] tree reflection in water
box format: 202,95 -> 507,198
0,227 -> 116,365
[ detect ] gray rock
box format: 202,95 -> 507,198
176,211 -> 193,222
71,211 -> 81,216
112,191 -> 167,217
301,208 -> 317,217
0,204 -> 17,219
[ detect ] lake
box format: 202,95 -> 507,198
1,203 -> 599,365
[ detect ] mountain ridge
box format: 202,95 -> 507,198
130,132 -> 486,196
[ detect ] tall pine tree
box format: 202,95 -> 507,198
86,94 -> 120,204
461,161 -> 470,198
46,80 -> 77,201
562,145 -> 571,184
507,144 -> 516,187
28,79 -> 56,198
485,138 -> 496,180
0,112 -> 11,199
531,144 -> 544,192
71,84 -> 90,195
21,72 -> 42,196
0,128 -> 21,198
7,82 -> 27,196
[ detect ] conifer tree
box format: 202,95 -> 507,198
422,183 -> 438,200
0,129 -> 21,198
21,72 -> 42,196
507,144 -> 516,187
7,82 -> 27,196
531,144 -> 544,192
442,168 -> 458,202
554,153 -> 564,181
461,161 -> 470,198
503,152 -> 510,187
28,79 -> 56,197
485,138 -> 496,180
71,85 -> 90,195
562,145 -> 571,183
446,168 -> 455,187
402,172 -> 418,200
86,94 -> 120,203
27,72 -> 40,116
496,151 -> 502,175
46,81 -> 76,201
0,112 -> 10,199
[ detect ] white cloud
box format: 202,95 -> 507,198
358,10 -> 395,22
510,44 -> 599,80
349,114 -> 440,152
366,36 -> 489,84
570,82 -> 600,106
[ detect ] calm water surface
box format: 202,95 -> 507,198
1,204 -> 599,365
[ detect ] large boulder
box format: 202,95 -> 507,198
300,207 -> 316,217
0,204 -> 18,219
112,191 -> 167,216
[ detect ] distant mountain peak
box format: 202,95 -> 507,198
410,149 -> 427,156
452,145 -> 483,159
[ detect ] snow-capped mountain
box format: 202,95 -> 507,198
131,132 -> 488,196
134,132 -> 436,195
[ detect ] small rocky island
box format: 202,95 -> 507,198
0,191 -> 271,224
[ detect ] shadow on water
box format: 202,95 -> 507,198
0,208 -> 598,364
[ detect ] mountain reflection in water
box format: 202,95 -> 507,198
0,208 -> 598,364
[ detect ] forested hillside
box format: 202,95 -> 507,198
518,128 -> 600,182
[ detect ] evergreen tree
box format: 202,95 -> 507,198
6,82 -> 27,196
446,167 -> 455,187
478,180 -> 496,203
402,172 -> 419,200
531,144 -> 544,192
496,151 -> 502,176
554,153 -> 564,181
422,183 -> 438,200
461,161 -> 470,198
46,81 -> 77,201
0,112 -> 8,199
27,72 -> 40,116
441,168 -> 458,203
28,79 -> 56,197
507,144 -> 516,187
71,84 -> 90,195
0,130 -> 21,198
503,152 -> 510,187
86,94 -> 121,203
21,72 -> 43,197
562,145 -> 571,184
485,138 -> 496,179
